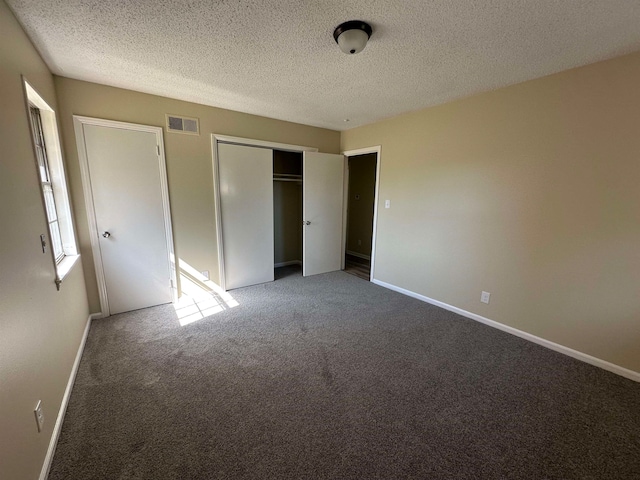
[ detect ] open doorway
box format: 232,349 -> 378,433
344,151 -> 379,281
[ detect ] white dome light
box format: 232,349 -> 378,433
333,21 -> 372,55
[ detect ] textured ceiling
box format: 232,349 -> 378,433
7,0 -> 640,131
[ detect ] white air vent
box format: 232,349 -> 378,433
166,114 -> 199,135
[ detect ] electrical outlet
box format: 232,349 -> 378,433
34,400 -> 44,433
385,200 -> 391,208
201,270 -> 209,280
481,291 -> 491,304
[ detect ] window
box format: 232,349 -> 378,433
29,106 -> 64,263
24,79 -> 79,288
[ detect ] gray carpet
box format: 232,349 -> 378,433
49,267 -> 640,479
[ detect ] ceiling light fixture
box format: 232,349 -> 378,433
333,20 -> 372,55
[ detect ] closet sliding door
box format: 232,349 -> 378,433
218,143 -> 274,289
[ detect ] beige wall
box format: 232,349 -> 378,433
54,77 -> 340,312
3,0 -> 636,475
0,2 -> 90,479
274,181 -> 302,264
342,51 -> 640,373
346,153 -> 377,257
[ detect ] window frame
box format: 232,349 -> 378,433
23,78 -> 80,289
29,104 -> 65,264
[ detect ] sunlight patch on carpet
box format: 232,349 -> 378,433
174,259 -> 238,326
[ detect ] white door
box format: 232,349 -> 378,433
82,124 -> 173,314
218,143 -> 274,289
303,152 -> 345,276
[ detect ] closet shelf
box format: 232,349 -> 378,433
273,173 -> 302,182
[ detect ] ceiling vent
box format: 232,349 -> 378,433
166,114 -> 199,135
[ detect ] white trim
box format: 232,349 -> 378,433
211,134 -> 318,291
155,135 -> 178,304
372,279 -> 640,383
55,254 -> 81,283
23,78 -> 80,288
39,314 -> 93,480
74,120 -> 110,314
302,154 -> 308,277
74,115 -> 169,135
274,260 -> 302,268
346,250 -> 371,261
342,146 -> 381,282
341,158 -> 349,270
73,116 -> 178,315
213,134 -> 318,153
211,135 -> 226,291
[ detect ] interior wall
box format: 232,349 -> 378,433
54,77 -> 340,312
274,182 -> 302,265
0,2 -> 90,479
341,50 -> 640,374
346,153 -> 377,258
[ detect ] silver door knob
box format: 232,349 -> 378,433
102,231 -> 111,238
303,221 -> 311,225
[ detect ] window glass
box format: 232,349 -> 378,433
29,105 -> 65,263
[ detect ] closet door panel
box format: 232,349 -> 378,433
303,152 -> 344,276
218,143 -> 274,289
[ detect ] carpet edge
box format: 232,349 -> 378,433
372,278 -> 640,383
39,313 -> 95,480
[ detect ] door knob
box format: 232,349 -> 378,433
102,231 -> 111,238
303,221 -> 311,225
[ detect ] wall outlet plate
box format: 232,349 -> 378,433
481,291 -> 491,304
385,200 -> 391,208
34,400 -> 44,432
201,270 -> 209,280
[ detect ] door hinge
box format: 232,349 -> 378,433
156,145 -> 161,155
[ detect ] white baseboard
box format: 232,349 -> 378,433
372,278 -> 640,383
275,260 -> 302,268
346,250 -> 371,261
39,314 -> 93,480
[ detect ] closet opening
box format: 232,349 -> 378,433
273,149 -> 303,280
213,135 -> 341,290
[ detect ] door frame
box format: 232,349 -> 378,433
74,116 -> 178,317
342,146 -> 381,282
211,134 -> 317,291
